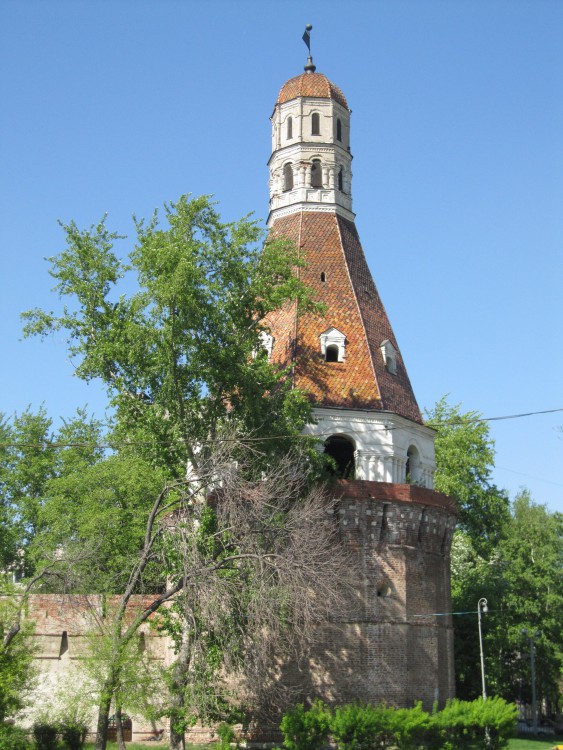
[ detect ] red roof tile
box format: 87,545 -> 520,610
265,211 -> 423,424
276,73 -> 348,109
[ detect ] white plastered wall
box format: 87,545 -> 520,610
304,408 -> 436,488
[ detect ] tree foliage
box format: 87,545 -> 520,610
0,407 -> 104,575
22,195 -> 319,475
429,398 -> 562,711
0,582 -> 36,721
496,491 -> 563,710
425,397 -> 509,552
17,195 -> 345,749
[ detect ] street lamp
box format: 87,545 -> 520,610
477,597 -> 488,700
522,628 -> 541,734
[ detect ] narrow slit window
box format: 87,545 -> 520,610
311,112 -> 320,135
283,163 -> 293,191
337,118 -> 342,142
287,116 -> 293,140
59,631 -> 69,658
311,159 -> 323,188
338,167 -> 344,192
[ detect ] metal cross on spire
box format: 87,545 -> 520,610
302,24 -> 316,72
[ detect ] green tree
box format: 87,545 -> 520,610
448,530 -> 508,699
425,397 -> 509,552
0,408 -> 104,576
21,195 -> 342,750
31,453 -> 166,594
22,195 -> 318,476
497,491 -> 563,712
426,397 -> 510,700
0,580 -> 36,721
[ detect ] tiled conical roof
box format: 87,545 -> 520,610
265,211 -> 423,424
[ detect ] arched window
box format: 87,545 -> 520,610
311,159 -> 323,188
338,166 -> 344,192
337,118 -> 342,142
311,112 -> 320,135
320,327 -> 346,361
283,162 -> 293,191
324,435 -> 355,478
325,344 -> 339,362
380,339 -> 397,374
287,116 -> 293,140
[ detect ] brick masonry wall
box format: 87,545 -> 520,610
268,480 -> 457,724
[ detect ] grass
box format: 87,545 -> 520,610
508,738 -> 563,750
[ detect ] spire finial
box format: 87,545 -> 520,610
302,24 -> 316,73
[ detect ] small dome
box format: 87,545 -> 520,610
276,72 -> 348,109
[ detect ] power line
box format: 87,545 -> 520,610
1,406 -> 561,451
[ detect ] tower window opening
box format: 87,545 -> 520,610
337,118 -> 342,142
406,445 -> 421,485
324,435 -> 355,478
320,271 -> 326,283
338,166 -> 344,192
311,159 -> 323,188
59,631 -> 69,658
418,508 -> 427,543
320,327 -> 346,361
311,112 -> 320,135
380,504 -> 391,542
325,344 -> 339,362
283,162 -> 293,191
287,116 -> 293,140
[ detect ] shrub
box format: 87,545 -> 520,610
216,723 -> 236,750
330,703 -> 395,750
431,697 -> 517,750
0,725 -> 31,750
389,703 -> 432,750
470,696 -> 517,750
59,722 -> 87,750
280,700 -> 331,750
31,723 -> 58,750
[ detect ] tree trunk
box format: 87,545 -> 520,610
168,688 -> 186,750
168,630 -> 192,750
116,706 -> 127,750
95,677 -> 116,750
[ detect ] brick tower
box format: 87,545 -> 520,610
264,51 -> 458,710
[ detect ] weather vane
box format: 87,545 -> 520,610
303,24 -> 316,72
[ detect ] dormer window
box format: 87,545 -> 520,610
311,112 -> 320,135
311,159 -> 323,188
380,339 -> 397,374
252,331 -> 274,359
283,162 -> 293,191
337,118 -> 342,142
320,327 -> 346,362
287,116 -> 293,140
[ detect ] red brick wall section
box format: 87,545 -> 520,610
252,480 -> 457,734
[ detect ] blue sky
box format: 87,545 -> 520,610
1,0 -> 562,512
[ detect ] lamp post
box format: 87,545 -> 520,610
522,628 -> 541,734
477,597 -> 488,700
